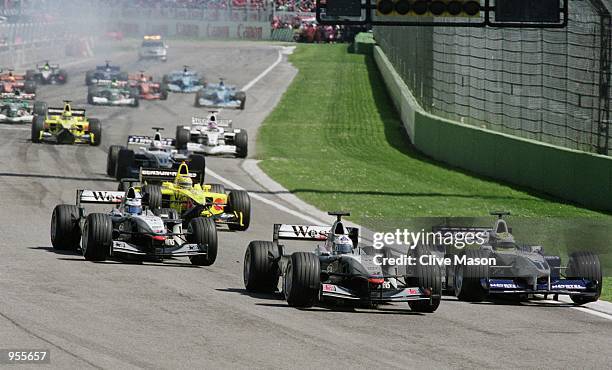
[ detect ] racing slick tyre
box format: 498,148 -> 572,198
25,69 -> 36,81
131,97 -> 139,108
160,84 -> 168,100
153,208 -> 179,220
194,90 -> 203,107
24,80 -> 36,94
235,91 -> 246,110
141,185 -> 162,210
175,125 -> 190,150
408,245 -> 442,313
244,241 -> 279,292
115,148 -> 135,180
33,101 -> 47,116
57,69 -> 68,84
87,93 -> 95,105
235,130 -> 248,158
106,145 -> 124,176
227,190 -> 250,231
85,71 -> 95,85
31,115 -> 45,143
88,118 -> 102,146
209,183 -> 225,194
82,213 -> 112,261
566,251 -> 602,305
454,249 -> 491,302
284,252 -> 321,308
187,154 -> 206,184
51,204 -> 81,251
162,74 -> 169,84
188,217 -> 218,266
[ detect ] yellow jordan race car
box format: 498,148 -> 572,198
137,162 -> 251,231
31,100 -> 101,145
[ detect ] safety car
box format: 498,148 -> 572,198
138,35 -> 168,62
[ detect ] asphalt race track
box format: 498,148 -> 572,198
0,41 -> 611,369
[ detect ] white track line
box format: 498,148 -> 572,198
240,49 -> 283,92
206,168 -> 323,225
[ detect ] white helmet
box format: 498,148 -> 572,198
151,140 -> 163,149
125,190 -> 142,215
331,234 -> 353,254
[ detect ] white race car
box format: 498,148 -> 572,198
175,114 -> 248,158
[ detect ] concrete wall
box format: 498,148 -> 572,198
373,44 -> 612,212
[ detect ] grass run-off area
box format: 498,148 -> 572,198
256,44 -> 612,283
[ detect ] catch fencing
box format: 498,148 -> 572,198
374,0 -> 612,154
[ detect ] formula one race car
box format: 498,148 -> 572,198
138,35 -> 168,62
31,101 -> 101,145
50,187 -> 217,265
195,79 -> 245,109
107,128 -> 206,181
434,212 -> 603,305
26,61 -> 67,84
0,69 -> 36,94
139,162 -> 251,231
176,115 -> 248,158
244,212 -> 441,311
162,66 -> 205,93
85,61 -> 128,85
0,92 -> 44,123
87,80 -> 139,107
128,71 -> 168,100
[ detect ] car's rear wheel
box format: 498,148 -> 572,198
106,145 -> 124,177
57,69 -> 68,84
208,183 -> 225,194
31,115 -> 45,143
141,185 -> 162,210
188,217 -> 218,266
455,249 -> 491,302
235,91 -> 246,110
244,241 -> 279,292
408,245 -> 442,313
227,190 -> 250,231
176,125 -> 190,150
33,101 -> 47,116
82,213 -> 112,261
24,81 -> 36,94
235,129 -> 248,158
88,118 -> 101,146
566,251 -> 602,305
51,204 -> 81,251
284,252 -> 320,307
115,148 -> 135,180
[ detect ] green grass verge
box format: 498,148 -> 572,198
258,44 -> 609,222
602,277 -> 612,302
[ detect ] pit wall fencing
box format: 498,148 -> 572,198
371,43 -> 612,212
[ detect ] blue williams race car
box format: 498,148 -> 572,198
194,79 -> 246,110
85,61 -> 128,86
162,66 -> 206,93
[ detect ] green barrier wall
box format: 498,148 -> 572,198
373,44 -> 612,212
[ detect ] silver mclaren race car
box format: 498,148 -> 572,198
175,115 -> 248,158
50,187 -> 217,265
434,212 -> 603,305
243,212 -> 441,312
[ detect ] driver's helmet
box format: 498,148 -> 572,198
151,140 -> 162,149
125,196 -> 142,215
176,175 -> 192,189
207,120 -> 218,130
219,80 -> 224,86
62,110 -> 72,118
111,79 -> 118,88
43,63 -> 50,70
331,234 -> 354,254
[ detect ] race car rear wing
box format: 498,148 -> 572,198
191,116 -> 232,127
47,107 -> 86,117
139,167 -> 203,185
273,224 -> 360,247
127,135 -> 175,147
76,189 -> 124,207
0,92 -> 35,100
